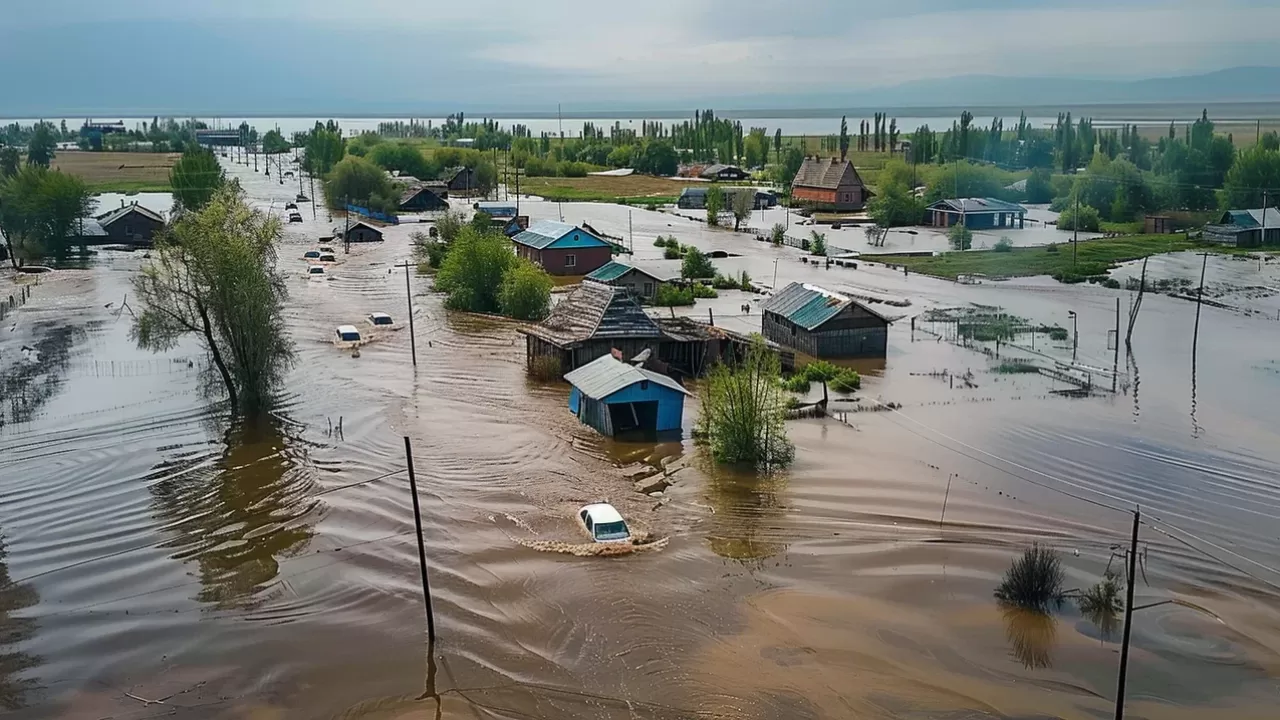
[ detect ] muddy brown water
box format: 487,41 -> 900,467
1,162 -> 1278,718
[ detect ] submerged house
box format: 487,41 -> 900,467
96,202 -> 165,244
677,187 -> 777,210
1204,208 -> 1280,247
444,166 -> 477,194
564,354 -> 689,436
925,198 -> 1026,229
584,260 -> 676,302
522,283 -> 786,377
339,220 -> 385,243
398,185 -> 449,212
762,282 -> 892,359
699,164 -> 750,181
791,157 -> 871,212
510,220 -> 613,276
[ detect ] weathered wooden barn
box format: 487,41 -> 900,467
522,283 -> 788,378
444,166 -> 477,194
791,157 -> 871,212
511,220 -> 613,276
677,187 -> 777,210
699,164 -> 750,181
762,282 -> 892,359
564,354 -> 689,436
925,198 -> 1026,230
340,220 -> 385,243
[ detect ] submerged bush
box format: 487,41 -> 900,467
528,355 -> 563,381
995,543 -> 1065,612
697,340 -> 794,469
690,283 -> 718,299
829,369 -> 861,393
782,374 -> 812,393
653,284 -> 695,306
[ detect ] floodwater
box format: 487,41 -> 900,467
1,160 -> 1279,719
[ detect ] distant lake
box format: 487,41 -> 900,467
10,101 -> 1280,138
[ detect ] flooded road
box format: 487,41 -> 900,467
1,165 -> 1278,719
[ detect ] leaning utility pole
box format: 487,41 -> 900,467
1073,193 -> 1080,268
1114,508 -> 1140,720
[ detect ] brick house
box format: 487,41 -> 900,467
511,220 -> 613,276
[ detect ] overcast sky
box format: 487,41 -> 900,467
3,0 -> 1278,115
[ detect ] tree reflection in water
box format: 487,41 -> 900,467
149,420 -> 321,609
703,463 -> 789,564
0,535 -> 41,710
1000,604 -> 1058,670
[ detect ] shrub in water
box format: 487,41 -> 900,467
653,284 -> 695,306
994,543 -> 1065,612
829,369 -> 861,393
782,374 -> 812,393
528,355 -> 563,381
690,283 -> 718,299
663,246 -> 681,260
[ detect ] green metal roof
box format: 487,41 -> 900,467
762,282 -> 891,331
586,261 -> 633,283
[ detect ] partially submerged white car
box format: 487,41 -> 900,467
303,250 -> 322,260
366,312 -> 395,328
578,503 -> 631,543
334,325 -> 363,346
317,253 -> 337,263
307,265 -> 326,278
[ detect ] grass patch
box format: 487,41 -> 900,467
995,543 -> 1065,613
879,234 -> 1201,281
1100,220 -> 1144,234
517,174 -> 699,204
52,151 -> 178,191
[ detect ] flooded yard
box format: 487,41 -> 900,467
0,160 -> 1278,719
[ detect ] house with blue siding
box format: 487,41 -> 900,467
564,354 -> 689,436
762,282 -> 893,359
511,220 -> 614,275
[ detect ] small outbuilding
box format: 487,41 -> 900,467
96,202 -> 165,244
925,198 -> 1026,229
762,282 -> 892,359
677,187 -> 777,210
444,166 -> 477,195
564,354 -> 689,436
340,221 -> 385,243
699,164 -> 750,181
1203,208 -> 1279,247
511,220 -> 614,276
584,260 -> 676,302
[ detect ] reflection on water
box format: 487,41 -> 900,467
703,461 -> 789,563
148,420 -> 320,609
0,534 -> 40,711
1000,604 -> 1058,670
0,323 -> 82,427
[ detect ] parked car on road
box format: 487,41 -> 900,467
578,503 -> 631,543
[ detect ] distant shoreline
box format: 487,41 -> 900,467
6,100 -> 1280,123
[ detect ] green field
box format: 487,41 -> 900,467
875,234 -> 1203,280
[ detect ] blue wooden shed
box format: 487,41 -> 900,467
563,354 -> 689,436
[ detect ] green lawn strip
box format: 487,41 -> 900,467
875,234 -> 1202,280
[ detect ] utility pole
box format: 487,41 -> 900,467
628,210 -> 633,253
310,173 -> 317,220
402,436 -> 436,643
1114,508 -> 1140,720
1113,297 -> 1120,393
344,196 -> 351,255
395,261 -> 418,366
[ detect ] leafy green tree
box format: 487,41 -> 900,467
170,145 -> 226,214
695,339 -> 794,470
1057,204 -> 1100,232
682,246 -> 717,279
774,129 -> 782,163
474,158 -> 498,196
802,360 -> 840,405
730,189 -> 753,230
131,184 -> 293,417
0,165 -> 92,266
26,123 -> 56,167
434,208 -> 466,243
1223,145 -> 1280,209
948,222 -> 973,251
498,260 -> 553,320
435,226 -> 518,313
365,142 -> 435,180
838,116 -> 850,160
324,155 -> 395,210
809,231 -> 827,256
304,128 -> 345,175
1025,168 -> 1054,204
1260,132 -> 1280,153
0,147 -> 19,179
705,185 -> 724,226
633,140 -> 678,176
260,129 -> 290,154
867,182 -> 925,227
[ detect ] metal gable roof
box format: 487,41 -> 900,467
564,354 -> 689,401
585,261 -> 634,283
762,282 -> 892,331
96,203 -> 165,227
927,197 -> 1027,214
513,220 -> 577,249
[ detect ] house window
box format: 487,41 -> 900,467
565,254 -> 577,268
643,282 -> 654,297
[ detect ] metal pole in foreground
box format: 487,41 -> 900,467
403,436 -> 436,644
1114,507 -> 1140,720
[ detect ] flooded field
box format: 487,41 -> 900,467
1,159 -> 1278,719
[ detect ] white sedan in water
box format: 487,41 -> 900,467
578,503 -> 631,543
